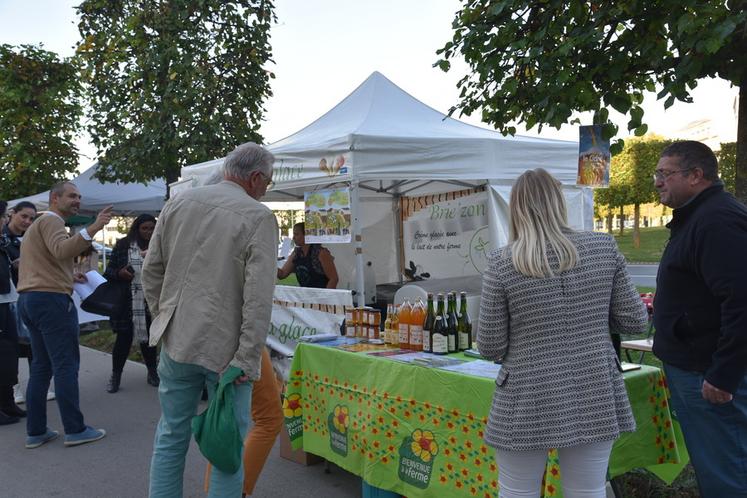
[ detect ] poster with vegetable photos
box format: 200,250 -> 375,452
304,187 -> 352,244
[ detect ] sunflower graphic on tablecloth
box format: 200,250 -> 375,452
283,393 -> 302,418
328,404 -> 349,456
399,428 -> 439,489
283,393 -> 304,443
410,430 -> 439,463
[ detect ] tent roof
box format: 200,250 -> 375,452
272,70 -> 568,148
9,163 -> 167,215
180,71 -> 580,198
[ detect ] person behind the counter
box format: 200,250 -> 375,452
277,222 -> 338,289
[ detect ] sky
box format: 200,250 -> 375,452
0,0 -> 740,172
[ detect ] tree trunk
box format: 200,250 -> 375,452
619,205 -> 625,236
633,203 -> 641,249
606,210 -> 613,234
736,77 -> 747,204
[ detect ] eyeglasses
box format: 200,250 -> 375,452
653,168 -> 694,181
257,171 -> 274,188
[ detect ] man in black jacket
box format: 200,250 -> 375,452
652,141 -> 747,497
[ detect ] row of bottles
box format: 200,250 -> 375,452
383,292 -> 472,355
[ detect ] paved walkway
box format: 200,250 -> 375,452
0,346 -> 360,498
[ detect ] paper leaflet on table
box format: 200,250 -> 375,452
440,359 -> 502,379
72,270 -> 107,301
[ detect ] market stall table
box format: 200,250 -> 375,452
284,342 -> 688,498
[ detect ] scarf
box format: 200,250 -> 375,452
129,243 -> 149,344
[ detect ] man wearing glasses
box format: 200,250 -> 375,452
652,141 -> 747,497
143,142 -> 278,497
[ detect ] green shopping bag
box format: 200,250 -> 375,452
191,366 -> 245,473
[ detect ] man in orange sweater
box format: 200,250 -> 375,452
17,181 -> 112,449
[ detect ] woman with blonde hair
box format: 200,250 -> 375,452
477,168 -> 648,497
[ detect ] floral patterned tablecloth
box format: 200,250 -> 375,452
284,343 -> 688,497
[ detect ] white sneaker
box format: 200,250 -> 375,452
46,390 -> 56,401
14,385 -> 25,405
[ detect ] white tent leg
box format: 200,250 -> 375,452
102,225 -> 107,271
350,183 -> 366,306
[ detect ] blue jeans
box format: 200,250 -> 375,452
149,350 -> 252,498
664,363 -> 747,498
18,292 -> 86,436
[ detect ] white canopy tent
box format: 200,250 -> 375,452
9,163 -> 167,216
179,71 -> 592,304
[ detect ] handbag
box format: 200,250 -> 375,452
80,280 -> 128,317
192,366 -> 245,474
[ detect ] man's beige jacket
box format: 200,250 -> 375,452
142,181 -> 278,379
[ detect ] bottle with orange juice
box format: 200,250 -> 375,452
398,300 -> 412,349
409,298 -> 425,351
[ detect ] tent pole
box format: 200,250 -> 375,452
350,182 -> 366,306
102,225 -> 107,271
394,194 -> 404,285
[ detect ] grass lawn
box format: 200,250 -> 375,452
612,226 -> 669,263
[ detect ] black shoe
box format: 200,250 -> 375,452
0,403 -> 26,418
0,410 -> 20,425
146,368 -> 160,387
107,372 -> 121,393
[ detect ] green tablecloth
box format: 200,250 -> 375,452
284,343 -> 688,497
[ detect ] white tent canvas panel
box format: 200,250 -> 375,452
9,163 -> 167,215
178,71 -> 591,301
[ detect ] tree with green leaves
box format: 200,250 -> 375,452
76,0 -> 276,187
437,0 -> 747,203
603,137 -> 672,247
0,44 -> 82,200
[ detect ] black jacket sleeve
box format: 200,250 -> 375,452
696,219 -> 747,393
104,239 -> 130,282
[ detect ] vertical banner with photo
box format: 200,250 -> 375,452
577,125 -> 611,187
304,187 -> 352,244
401,188 -> 491,279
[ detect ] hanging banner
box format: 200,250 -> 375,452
577,125 -> 611,187
272,153 -> 350,186
304,187 -> 352,244
266,285 -> 353,356
402,188 -> 491,279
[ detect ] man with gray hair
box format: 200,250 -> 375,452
143,142 -> 278,496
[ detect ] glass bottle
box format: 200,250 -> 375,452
422,293 -> 435,353
398,300 -> 412,350
409,298 -> 425,351
458,291 -> 472,351
384,304 -> 393,344
390,305 -> 400,347
431,293 -> 448,355
446,292 -> 458,353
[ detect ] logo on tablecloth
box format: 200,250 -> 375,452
398,429 -> 439,489
283,393 -> 304,443
328,405 -> 349,456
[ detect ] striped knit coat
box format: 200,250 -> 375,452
477,230 -> 648,451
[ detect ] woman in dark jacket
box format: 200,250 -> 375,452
0,200 -> 25,424
104,214 -> 158,393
